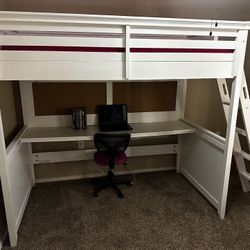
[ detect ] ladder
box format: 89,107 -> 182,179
217,73 -> 250,192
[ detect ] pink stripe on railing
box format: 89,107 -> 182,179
0,45 -> 235,53
0,45 -> 124,53
130,48 -> 235,53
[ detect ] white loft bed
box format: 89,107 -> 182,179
0,11 -> 250,247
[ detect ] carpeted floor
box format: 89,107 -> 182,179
3,170 -> 250,250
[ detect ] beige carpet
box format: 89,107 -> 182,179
3,170 -> 250,250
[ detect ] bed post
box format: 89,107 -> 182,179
176,79 -> 187,173
218,30 -> 248,219
0,110 -> 18,247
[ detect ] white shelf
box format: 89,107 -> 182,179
21,120 -> 196,143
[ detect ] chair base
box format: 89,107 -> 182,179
93,171 -> 131,199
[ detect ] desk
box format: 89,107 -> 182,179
20,120 -> 196,183
21,120 -> 196,143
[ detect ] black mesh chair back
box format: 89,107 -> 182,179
94,133 -> 130,157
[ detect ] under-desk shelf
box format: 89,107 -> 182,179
21,120 -> 196,143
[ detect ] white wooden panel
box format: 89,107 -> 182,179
21,121 -> 196,143
0,51 -> 124,62
131,53 -> 234,62
131,62 -> 234,80
0,11 -> 248,30
180,133 -> 225,209
6,141 -> 32,231
17,112 -> 180,128
32,144 -> 178,164
132,27 -> 238,37
0,61 -> 124,81
0,61 -> 235,81
131,39 -> 236,49
0,52 -> 233,63
0,25 -> 124,34
0,111 -> 17,247
0,36 -> 124,47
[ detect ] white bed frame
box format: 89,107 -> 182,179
0,11 -> 249,247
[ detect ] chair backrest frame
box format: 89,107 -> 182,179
94,133 -> 131,157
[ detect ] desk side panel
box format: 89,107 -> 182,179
179,133 -> 224,209
5,128 -> 33,245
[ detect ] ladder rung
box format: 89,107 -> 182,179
240,171 -> 250,181
222,102 -> 241,110
236,127 -> 247,137
235,149 -> 250,161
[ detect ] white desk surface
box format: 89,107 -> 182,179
21,120 -> 196,143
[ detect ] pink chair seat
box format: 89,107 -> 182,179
94,151 -> 127,166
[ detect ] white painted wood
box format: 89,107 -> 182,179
0,61 -> 125,81
179,80 -> 187,119
132,27 -> 238,37
125,26 -> 130,79
0,48 -> 234,64
217,78 -> 250,192
32,144 -> 178,164
28,143 -> 35,186
0,11 -> 248,30
218,30 -> 248,219
130,53 -> 234,62
240,170 -> 250,181
181,118 -> 226,150
20,120 -> 196,143
106,82 -> 113,104
1,11 -> 250,220
0,111 -> 17,246
0,51 -> 124,62
232,31 -> 248,76
5,133 -> 33,238
35,166 -> 175,184
0,118 -> 33,247
130,62 -> 234,80
131,39 -> 236,49
0,36 -> 124,47
235,150 -> 250,161
176,135 -> 181,174
0,12 -> 247,81
18,111 -> 180,127
128,111 -> 179,123
180,133 -> 225,209
239,72 -> 250,145
175,80 -> 183,119
19,82 -> 34,125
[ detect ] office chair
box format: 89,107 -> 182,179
93,133 -> 131,198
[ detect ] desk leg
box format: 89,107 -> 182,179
28,143 -> 36,186
176,135 -> 181,174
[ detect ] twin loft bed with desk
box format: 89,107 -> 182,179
0,11 -> 250,247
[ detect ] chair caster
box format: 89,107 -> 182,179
118,192 -> 124,199
93,192 -> 99,198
